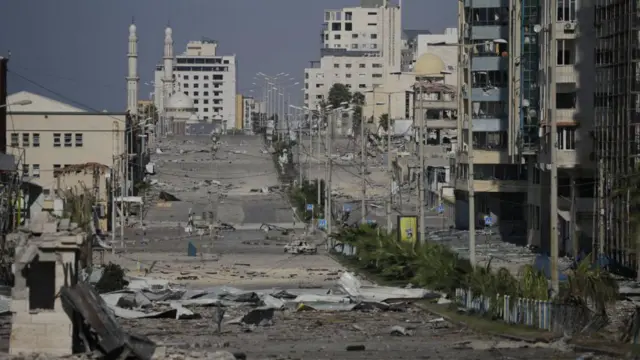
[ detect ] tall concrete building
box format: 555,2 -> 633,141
455,1 -> 529,236
455,0 -> 596,253
154,39 -> 237,129
529,0 -> 595,256
593,0 -> 639,270
304,0 -> 402,110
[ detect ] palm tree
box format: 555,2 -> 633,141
378,113 -> 391,132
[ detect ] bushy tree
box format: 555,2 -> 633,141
328,83 -> 351,109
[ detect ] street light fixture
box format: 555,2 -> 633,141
0,99 -> 32,109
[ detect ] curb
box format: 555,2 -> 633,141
414,303 -> 626,357
413,303 -> 557,344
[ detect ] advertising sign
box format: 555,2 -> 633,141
397,215 -> 418,243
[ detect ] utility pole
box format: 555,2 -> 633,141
119,153 -> 125,247
386,93 -> 393,234
598,159 -> 605,256
466,43 -> 476,266
297,109 -> 303,186
140,125 -> 146,244
317,107 -> 322,219
361,111 -> 367,224
418,84 -> 426,243
0,57 -> 7,154
327,110 -> 334,238
570,176 -> 578,259
549,0 -> 560,295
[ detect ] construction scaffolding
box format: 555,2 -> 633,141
594,0 -> 640,271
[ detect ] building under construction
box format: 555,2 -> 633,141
594,0 -> 640,272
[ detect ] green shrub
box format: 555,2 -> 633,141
334,227 -> 618,314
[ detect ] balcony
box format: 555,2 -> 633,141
556,65 -> 576,83
455,178 -> 527,193
556,108 -> 577,125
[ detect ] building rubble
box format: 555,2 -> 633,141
89,271 -> 441,322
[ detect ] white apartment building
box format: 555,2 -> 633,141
154,40 -> 237,128
6,91 -> 126,219
304,0 -> 401,110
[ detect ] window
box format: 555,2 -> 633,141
184,75 -> 189,80
203,76 -> 209,80
204,91 -> 209,96
194,91 -> 199,96
75,133 -> 83,147
557,127 -> 576,150
53,164 -> 61,177
334,34 -> 341,40
558,0 -> 576,21
370,34 -> 377,39
359,64 -> 366,68
194,75 -> 199,80
557,39 -> 575,65
346,74 -> 352,78
64,133 -> 72,147
194,99 -> 199,104
10,133 -> 18,147
533,167 -> 541,184
184,92 -> 189,96
33,133 -> 40,147
22,164 -> 29,177
472,70 -> 508,88
204,83 -> 209,88
367,11 -> 377,15
345,23 -> 353,31
556,92 -> 576,109
372,74 -> 383,78
32,164 -> 40,178
345,11 -> 352,21
184,83 -> 189,88
204,99 -> 209,104
194,83 -> 199,88
334,63 -> 340,68
331,22 -> 341,31
53,133 -> 61,147
359,84 -> 366,89
466,7 -> 509,26
22,133 -> 29,147
346,64 -> 352,68
472,101 -> 507,118
372,63 -> 383,68
367,23 -> 377,26
352,33 -> 358,39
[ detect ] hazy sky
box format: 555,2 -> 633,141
0,0 -> 456,111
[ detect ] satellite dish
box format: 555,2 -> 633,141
533,24 -> 543,33
522,99 -> 530,107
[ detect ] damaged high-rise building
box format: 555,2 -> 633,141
455,0 -> 596,254
593,0 -> 640,273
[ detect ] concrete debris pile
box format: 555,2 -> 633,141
91,272 -> 439,322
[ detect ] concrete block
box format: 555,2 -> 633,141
10,323 -> 47,341
10,299 -> 28,313
37,333 -> 72,352
30,311 -> 70,325
12,288 -> 28,300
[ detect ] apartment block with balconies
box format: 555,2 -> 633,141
453,0 -> 530,239
527,0 -> 595,256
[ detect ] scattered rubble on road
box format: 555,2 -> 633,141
88,271 -> 440,321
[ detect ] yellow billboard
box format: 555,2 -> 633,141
397,215 -> 418,243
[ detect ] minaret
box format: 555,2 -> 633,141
162,26 -> 174,105
127,22 -> 139,115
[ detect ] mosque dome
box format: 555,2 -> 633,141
414,53 -> 446,76
166,92 -> 195,111
187,112 -> 200,124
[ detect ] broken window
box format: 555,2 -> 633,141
28,261 -> 56,310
